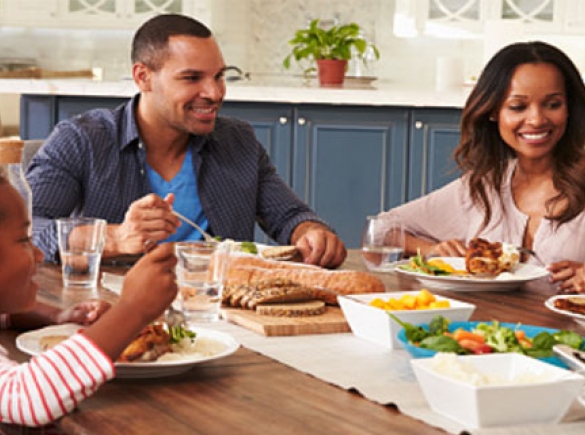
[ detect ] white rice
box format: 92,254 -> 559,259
429,353 -> 553,386
157,337 -> 227,362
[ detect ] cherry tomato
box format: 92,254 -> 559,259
472,344 -> 494,354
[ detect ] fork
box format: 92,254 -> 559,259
517,247 -> 546,267
172,210 -> 215,242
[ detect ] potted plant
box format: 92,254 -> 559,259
283,19 -> 380,86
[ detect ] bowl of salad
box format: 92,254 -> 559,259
394,315 -> 585,368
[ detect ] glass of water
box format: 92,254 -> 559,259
361,215 -> 405,272
56,217 -> 107,288
175,241 -> 231,324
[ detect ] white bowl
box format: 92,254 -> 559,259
337,291 -> 475,349
412,353 -> 584,429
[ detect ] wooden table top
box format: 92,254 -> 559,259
2,251 -> 583,435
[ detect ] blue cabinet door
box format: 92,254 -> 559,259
20,96 -> 56,139
293,105 -> 409,248
20,95 -> 129,139
407,108 -> 462,201
57,97 -> 128,123
220,102 -> 294,244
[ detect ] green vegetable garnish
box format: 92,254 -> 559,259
388,312 -> 429,343
240,241 -> 258,254
168,325 -> 196,344
398,249 -> 452,276
419,335 -> 466,354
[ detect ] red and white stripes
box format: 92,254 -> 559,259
0,333 -> 114,427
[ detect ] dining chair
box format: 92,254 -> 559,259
22,139 -> 44,169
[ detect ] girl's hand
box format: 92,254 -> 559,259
119,243 -> 178,325
55,300 -> 112,325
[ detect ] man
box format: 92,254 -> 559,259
28,14 -> 346,268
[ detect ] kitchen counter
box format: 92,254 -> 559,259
0,75 -> 472,108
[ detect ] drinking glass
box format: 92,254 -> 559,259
361,215 -> 405,271
56,217 -> 106,288
175,241 -> 231,324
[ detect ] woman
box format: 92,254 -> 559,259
379,41 -> 585,293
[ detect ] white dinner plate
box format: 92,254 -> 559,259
395,257 -> 549,291
16,324 -> 240,379
545,295 -> 585,328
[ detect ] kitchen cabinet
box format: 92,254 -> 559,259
394,0 -> 577,37
0,0 -> 212,29
19,95 -> 461,248
292,106 -> 409,248
407,108 -> 461,201
20,96 -> 127,139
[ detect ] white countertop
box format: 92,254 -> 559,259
0,75 -> 472,108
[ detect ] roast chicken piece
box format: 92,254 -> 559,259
554,297 -> 585,315
465,238 -> 520,276
117,324 -> 172,362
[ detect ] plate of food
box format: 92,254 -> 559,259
395,316 -> 585,369
16,323 -> 240,378
396,239 -> 548,291
545,295 -> 585,327
396,257 -> 548,291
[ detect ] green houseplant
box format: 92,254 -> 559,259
283,19 -> 380,86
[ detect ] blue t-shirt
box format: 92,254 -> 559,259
146,145 -> 209,242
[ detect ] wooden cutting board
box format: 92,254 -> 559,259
220,306 -> 350,336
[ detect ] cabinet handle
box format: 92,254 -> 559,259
298,117 -> 306,126
279,117 -> 288,125
415,121 -> 424,129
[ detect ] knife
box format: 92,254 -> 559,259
553,344 -> 585,374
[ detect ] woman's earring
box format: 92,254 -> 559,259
489,116 -> 496,122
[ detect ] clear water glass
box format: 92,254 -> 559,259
361,215 -> 405,272
175,241 -> 231,324
56,217 -> 106,288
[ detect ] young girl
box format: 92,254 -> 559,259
0,173 -> 178,426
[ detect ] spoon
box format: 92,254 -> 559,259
172,210 -> 215,242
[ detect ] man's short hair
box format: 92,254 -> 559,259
131,14 -> 212,70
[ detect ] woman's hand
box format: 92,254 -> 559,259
548,260 -> 585,293
425,239 -> 467,257
55,300 -> 112,325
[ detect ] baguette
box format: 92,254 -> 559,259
226,256 -> 385,305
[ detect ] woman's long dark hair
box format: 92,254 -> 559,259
455,41 -> 585,230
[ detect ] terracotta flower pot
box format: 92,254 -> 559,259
316,59 -> 348,86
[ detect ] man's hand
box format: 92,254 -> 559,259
103,193 -> 180,257
291,222 -> 347,268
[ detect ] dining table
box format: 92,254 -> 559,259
2,250 -> 585,435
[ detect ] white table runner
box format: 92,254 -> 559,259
210,321 -> 585,435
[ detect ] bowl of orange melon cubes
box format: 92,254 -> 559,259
338,289 -> 476,349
